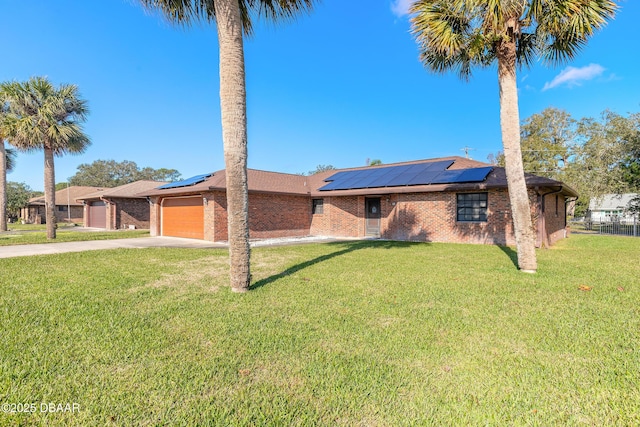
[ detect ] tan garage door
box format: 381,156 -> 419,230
88,201 -> 107,228
162,197 -> 204,239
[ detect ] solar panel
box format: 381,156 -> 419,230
431,167 -> 493,184
157,173 -> 213,189
407,171 -> 441,186
317,160 -> 487,191
459,167 -> 493,182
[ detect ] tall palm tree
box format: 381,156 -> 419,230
0,142 -> 7,231
410,0 -> 617,273
0,95 -> 14,232
1,77 -> 90,239
139,0 -> 317,292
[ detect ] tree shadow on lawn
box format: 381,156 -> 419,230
496,245 -> 519,269
250,239 -> 427,291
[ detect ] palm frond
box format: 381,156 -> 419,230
533,0 -> 617,66
0,77 -> 91,155
139,0 -> 319,36
5,146 -> 17,172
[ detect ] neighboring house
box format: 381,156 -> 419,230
77,180 -> 168,229
20,186 -> 106,224
587,193 -> 638,224
140,156 -> 577,248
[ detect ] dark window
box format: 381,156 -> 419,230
457,193 -> 488,222
57,205 -> 68,212
555,195 -> 559,216
312,199 -> 324,214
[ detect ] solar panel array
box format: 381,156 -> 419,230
319,161 -> 493,191
157,173 -> 213,190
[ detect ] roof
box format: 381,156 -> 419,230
140,169 -> 309,197
137,156 -> 578,198
78,180 -> 169,200
588,193 -> 638,211
28,186 -> 107,206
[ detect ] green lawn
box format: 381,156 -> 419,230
0,235 -> 638,425
6,222 -> 79,231
0,229 -> 149,246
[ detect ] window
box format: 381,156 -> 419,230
57,206 -> 68,212
457,193 -> 488,222
312,199 -> 324,214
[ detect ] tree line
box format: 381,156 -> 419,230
490,107 -> 640,217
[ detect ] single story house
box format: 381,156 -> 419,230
77,180 -> 168,229
139,156 -> 577,248
20,186 -> 106,224
587,193 -> 638,224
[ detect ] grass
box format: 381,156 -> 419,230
0,234 -> 638,425
6,222 -> 79,231
0,229 -> 150,246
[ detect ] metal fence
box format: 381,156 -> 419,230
581,217 -> 640,237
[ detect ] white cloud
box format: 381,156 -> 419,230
390,0 -> 415,18
542,63 -> 605,91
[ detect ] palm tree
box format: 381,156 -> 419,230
410,0 -> 617,273
0,95 -> 15,232
139,0 -> 317,292
1,77 -> 90,239
1,146 -> 18,229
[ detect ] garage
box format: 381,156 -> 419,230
161,196 -> 204,239
87,201 -> 107,228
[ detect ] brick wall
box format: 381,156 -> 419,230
147,187 -> 568,247
311,189 -> 548,246
149,197 -> 161,236
310,196 -> 362,237
540,193 -> 568,247
110,198 -> 151,229
209,191 -> 311,241
54,206 -> 84,224
22,205 -> 82,224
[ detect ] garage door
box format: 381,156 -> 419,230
162,197 -> 204,239
88,201 -> 106,228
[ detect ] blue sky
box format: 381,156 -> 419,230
2,0 -> 638,191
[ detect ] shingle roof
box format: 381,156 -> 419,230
137,156 -> 578,198
28,186 -> 107,206
140,169 -> 309,197
78,180 -> 169,200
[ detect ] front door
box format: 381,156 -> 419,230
365,198 -> 381,236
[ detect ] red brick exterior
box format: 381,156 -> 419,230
149,198 -> 161,236
204,191 -> 310,241
149,188 -> 569,247
311,189 -> 566,247
107,198 -> 151,230
539,193 -> 568,248
21,205 -> 84,224
81,198 -> 152,230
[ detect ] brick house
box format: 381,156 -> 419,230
77,180 -> 167,229
140,156 -> 577,248
21,186 -> 106,224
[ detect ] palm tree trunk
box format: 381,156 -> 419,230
215,0 -> 251,292
497,41 -> 537,273
0,142 -> 7,232
44,146 -> 57,239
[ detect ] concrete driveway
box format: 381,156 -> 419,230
0,236 -> 224,259
0,235 -> 345,259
